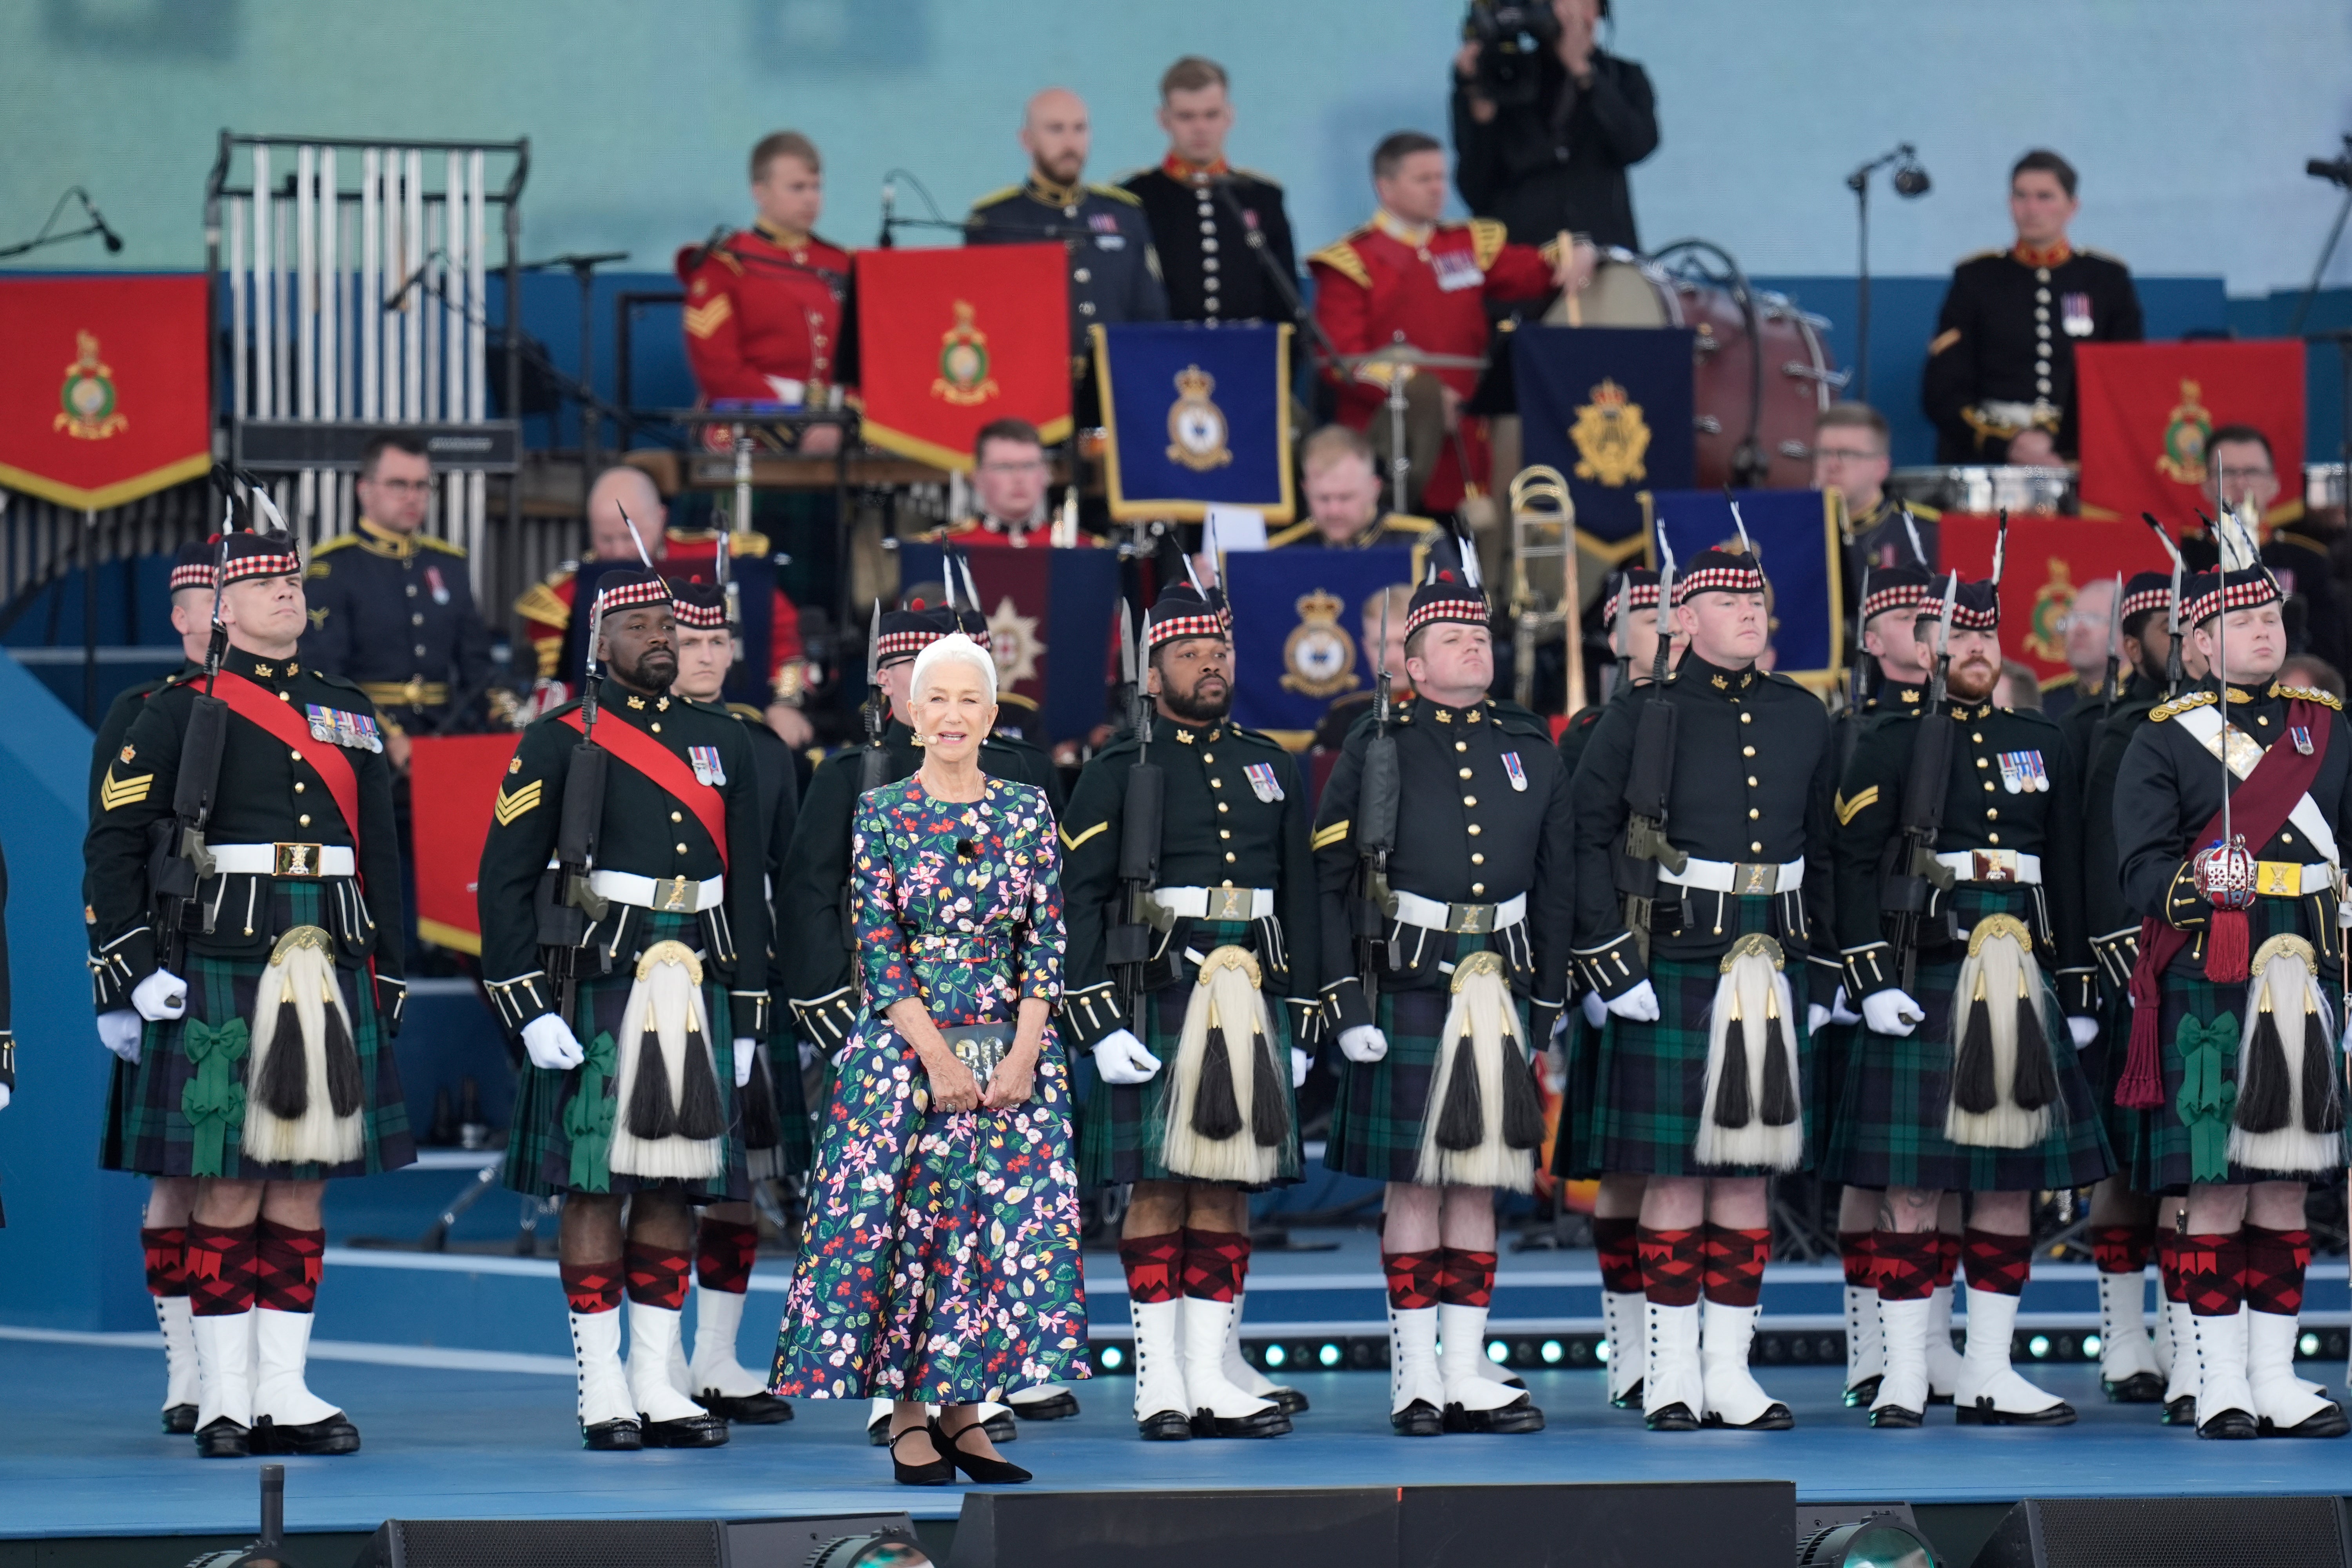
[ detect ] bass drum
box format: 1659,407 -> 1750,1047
1544,250 -> 1837,490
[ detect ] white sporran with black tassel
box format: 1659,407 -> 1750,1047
1160,946 -> 1291,1185
242,925 -> 365,1166
1413,950 -> 1546,1192
1692,933 -> 1804,1171
2230,933 -> 2345,1175
608,939 -> 727,1181
1945,914 -> 2065,1149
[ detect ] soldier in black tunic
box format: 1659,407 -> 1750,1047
1120,57 -> 1299,327
1825,569 -> 2111,1428
2110,531 -> 2350,1441
1922,150 -> 2143,464
478,570 -> 767,1453
86,529 -> 411,1460
1570,542 -> 1836,1432
1314,556 -> 1571,1437
1060,581 -> 1316,1441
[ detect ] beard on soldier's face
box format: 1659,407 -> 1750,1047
1946,655 -> 1998,701
1162,674 -> 1232,724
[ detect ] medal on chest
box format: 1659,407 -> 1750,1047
1243,762 -> 1283,802
1995,750 -> 2047,793
2290,724 -> 2314,756
688,745 -> 727,786
306,704 -> 384,753
1502,751 -> 1528,791
1431,248 -> 1484,292
424,564 -> 451,606
2062,290 -> 2094,337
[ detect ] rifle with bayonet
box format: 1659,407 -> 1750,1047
1106,607 -> 1164,1036
2140,514 -> 2189,699
1882,568 -> 1962,989
1352,589 -> 1402,1001
1615,535 -> 1683,958
154,475 -> 248,978
1841,561 -> 1874,777
858,600 -> 891,795
1609,571 -> 1632,698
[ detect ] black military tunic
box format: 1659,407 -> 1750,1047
1059,716 -> 1319,1185
968,176 -> 1168,380
1922,243 -> 2143,462
773,719 -> 1060,1055
2076,672 -> 2164,1159
1120,158 -> 1298,326
1313,696 -> 1573,1180
302,519 -> 499,734
722,700 -> 812,1176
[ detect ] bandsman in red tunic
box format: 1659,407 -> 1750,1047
1308,131 -> 1584,515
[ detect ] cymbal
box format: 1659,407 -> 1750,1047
1337,342 -> 1489,371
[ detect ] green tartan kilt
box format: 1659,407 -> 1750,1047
1549,1006 -> 1607,1181
745,1022 -> 815,1181
113,944 -> 414,1181
2129,960 -> 2351,1193
1808,1019 -> 1860,1169
1325,932 -> 1538,1185
1078,920 -> 1303,1189
2087,976 -> 2144,1187
1589,950 -> 1816,1180
503,913 -> 748,1202
1818,951 -> 2114,1192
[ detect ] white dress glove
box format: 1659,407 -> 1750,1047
0,1083 -> 9,1112
132,968 -> 187,1023
733,1039 -> 757,1089
1861,988 -> 1926,1037
1604,980 -> 1661,1022
2066,1015 -> 2099,1048
1338,1025 -> 1388,1064
98,1009 -> 143,1063
1092,1028 -> 1163,1085
1291,1047 -> 1312,1089
797,1038 -> 820,1073
1831,985 -> 1862,1026
521,1013 -> 586,1072
1808,1003 -> 1832,1035
1580,991 -> 1608,1029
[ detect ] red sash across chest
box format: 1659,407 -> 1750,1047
560,708 -> 730,871
212,671 -> 362,854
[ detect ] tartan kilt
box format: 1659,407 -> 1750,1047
748,1018 -> 815,1180
1325,932 -> 1537,1185
113,944 -> 414,1181
1078,920 -> 1303,1189
1589,930 -> 1815,1180
1549,1006 -> 1607,1181
503,911 -> 748,1202
2129,959 -> 2350,1193
98,1054 -> 139,1172
1808,1020 -> 1860,1168
2087,978 -> 2144,1187
1818,950 -> 2114,1192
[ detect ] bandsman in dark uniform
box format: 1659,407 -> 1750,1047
89,540 -> 214,1437
1267,425 -> 1443,552
1121,56 -> 1299,327
1570,538 -> 1835,1432
2111,526 -> 2350,1441
1314,553 -> 1571,1437
1823,566 -> 2112,1428
969,88 -> 1167,412
86,528 -> 412,1459
1922,149 -> 2143,465
477,570 -> 769,1453
656,577 -> 805,1426
1311,584 -> 1415,755
301,432 -> 502,744
1059,581 -> 1316,1441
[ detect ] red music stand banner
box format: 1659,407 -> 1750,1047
2075,340 -> 2305,525
1939,514 -> 2170,686
409,732 -> 522,955
0,276 -> 211,509
855,244 -> 1071,470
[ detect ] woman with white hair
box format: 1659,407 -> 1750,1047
770,635 -> 1088,1484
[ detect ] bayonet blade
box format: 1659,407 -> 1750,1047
866,599 -> 882,688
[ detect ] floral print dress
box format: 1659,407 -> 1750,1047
771,775 -> 1091,1403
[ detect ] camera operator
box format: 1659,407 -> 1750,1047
1450,0 -> 1656,254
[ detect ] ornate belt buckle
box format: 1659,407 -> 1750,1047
2254,860 -> 2302,897
1971,849 -> 2017,883
1449,901 -> 1495,935
659,875 -> 694,911
272,842 -> 325,877
1733,862 -> 1776,895
1206,887 -> 1251,922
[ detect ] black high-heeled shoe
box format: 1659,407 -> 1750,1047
933,1417 -> 1032,1484
889,1424 -> 955,1486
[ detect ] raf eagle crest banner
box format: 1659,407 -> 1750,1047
1644,489 -> 1841,689
1512,324 -> 1695,559
1223,546 -> 1417,742
1094,321 -> 1294,523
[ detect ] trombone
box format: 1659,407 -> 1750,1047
1508,465 -> 1581,715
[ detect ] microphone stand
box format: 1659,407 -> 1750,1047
1845,146 -> 1918,408
2288,136 -> 2352,336
0,187 -> 115,260
521,251 -> 630,497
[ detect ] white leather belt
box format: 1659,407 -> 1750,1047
1934,849 -> 2043,885
1659,856 -> 1804,895
2251,860 -> 2339,898
589,869 -> 726,913
1150,886 -> 1275,921
1390,888 -> 1526,935
208,843 -> 355,878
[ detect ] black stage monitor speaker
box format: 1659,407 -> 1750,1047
1401,1481 -> 1793,1568
1971,1497 -> 2352,1568
355,1513 -> 918,1568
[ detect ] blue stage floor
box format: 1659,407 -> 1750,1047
2,1331 -> 2347,1540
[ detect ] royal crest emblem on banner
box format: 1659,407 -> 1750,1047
1163,363 -> 1234,472
54,331 -> 128,441
2155,378 -> 2212,484
2022,557 -> 2074,663
1279,587 -> 1359,698
1569,378 -> 1648,487
931,300 -> 1000,408
985,594 -> 1045,688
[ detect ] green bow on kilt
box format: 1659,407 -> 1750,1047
2173,1013 -> 2240,1184
563,1029 -> 619,1193
180,1018 -> 251,1178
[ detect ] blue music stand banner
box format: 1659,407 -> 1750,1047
1094,321 -> 1295,522
1643,488 -> 1844,688
895,542 -> 1122,746
1513,325 -> 1695,557
1223,546 -> 1417,744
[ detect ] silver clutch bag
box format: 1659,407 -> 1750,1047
938,1024 -> 1013,1080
